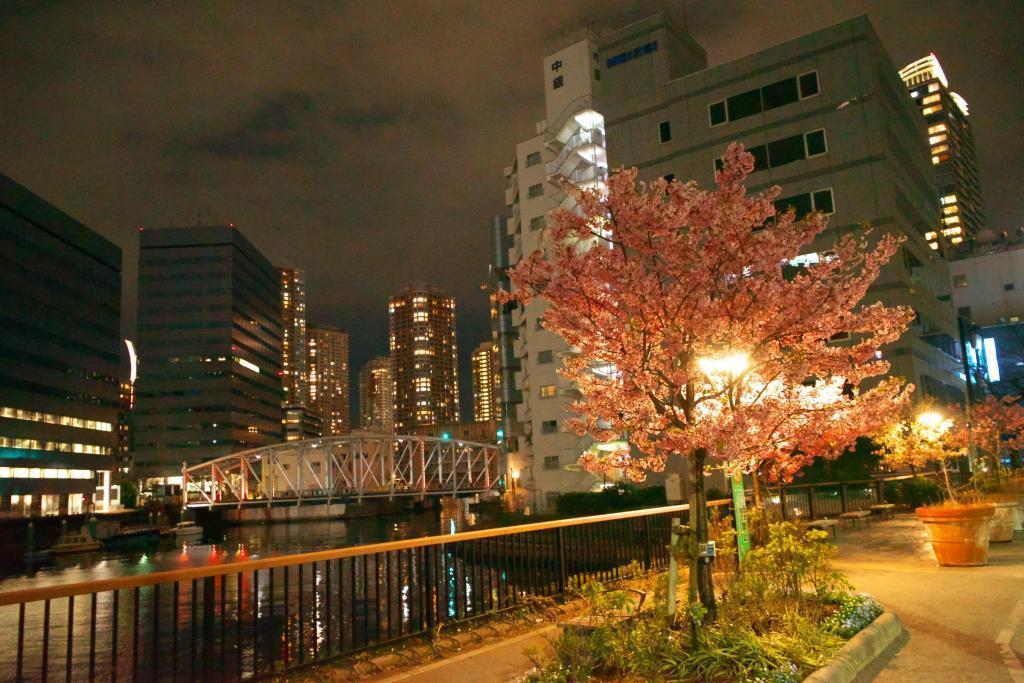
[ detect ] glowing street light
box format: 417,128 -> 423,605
916,411 -> 945,429
698,352 -> 750,378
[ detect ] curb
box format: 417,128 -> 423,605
804,612 -> 903,683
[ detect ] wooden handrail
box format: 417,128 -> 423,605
0,500 -> 730,607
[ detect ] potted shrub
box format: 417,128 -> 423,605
877,410 -> 994,566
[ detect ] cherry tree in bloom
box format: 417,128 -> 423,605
506,143 -> 914,617
948,395 -> 1024,470
875,409 -> 960,500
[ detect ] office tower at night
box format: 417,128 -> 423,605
134,225 -> 283,481
502,12 -> 963,511
389,284 -> 460,430
471,341 -> 501,422
0,173 -> 120,516
307,325 -> 350,435
358,356 -> 395,432
900,54 -> 985,253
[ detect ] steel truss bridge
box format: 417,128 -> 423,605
182,434 -> 503,509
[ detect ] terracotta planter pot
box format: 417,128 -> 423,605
916,504 -> 995,566
989,499 -> 1019,541
1015,495 -> 1024,532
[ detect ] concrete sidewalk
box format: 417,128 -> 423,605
833,514 -> 1024,682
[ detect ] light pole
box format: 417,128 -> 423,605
698,352 -> 751,562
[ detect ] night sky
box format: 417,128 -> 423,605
2,1 -> 1021,421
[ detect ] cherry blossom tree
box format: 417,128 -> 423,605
505,143 -> 914,619
948,395 -> 1024,474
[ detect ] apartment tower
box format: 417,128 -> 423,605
388,284 -> 460,430
307,325 -> 350,435
471,341 -> 501,422
358,356 -> 395,433
900,54 -> 985,253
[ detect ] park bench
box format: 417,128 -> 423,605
839,510 -> 871,529
870,503 -> 896,520
806,518 -> 838,538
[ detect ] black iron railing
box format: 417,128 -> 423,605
0,502 -> 730,682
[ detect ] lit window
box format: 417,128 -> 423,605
951,237 -> 963,244
413,311 -> 428,322
929,243 -> 939,250
928,82 -> 940,93
942,226 -> 962,236
922,94 -> 941,105
922,105 -> 942,115
943,215 -> 960,225
942,205 -> 958,215
941,194 -> 957,205
928,123 -> 947,134
931,144 -> 949,154
925,231 -> 938,240
540,385 -> 557,398
954,274 -> 968,288
931,156 -> 940,165
929,134 -> 947,145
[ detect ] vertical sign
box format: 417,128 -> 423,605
731,473 -> 750,561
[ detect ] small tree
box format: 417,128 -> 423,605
948,395 -> 1024,476
876,411 -> 960,502
506,144 -> 913,620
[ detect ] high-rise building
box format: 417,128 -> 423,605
279,267 -> 308,408
900,54 -> 985,253
0,172 -> 120,516
358,356 -> 395,432
307,325 -> 350,435
389,284 -> 460,430
471,341 -> 501,422
134,225 -> 283,481
503,12 -> 964,511
283,405 -> 323,441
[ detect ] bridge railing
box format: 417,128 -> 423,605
0,501 -> 730,682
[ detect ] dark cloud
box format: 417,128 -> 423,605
193,90 -> 316,159
0,0 -> 1020,420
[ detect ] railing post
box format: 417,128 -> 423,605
779,485 -> 787,520
202,576 -> 216,675
643,515 -> 654,570
555,527 -> 567,595
875,479 -> 884,504
808,485 -> 817,520
840,484 -> 849,513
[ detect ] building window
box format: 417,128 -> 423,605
1006,283 -> 1015,291
530,215 -> 547,231
664,173 -> 675,183
761,77 -> 799,109
767,134 -> 806,167
708,101 -> 727,126
658,120 -> 672,143
540,384 -> 556,398
541,420 -> 558,434
544,456 -> 559,470
537,350 -> 553,364
798,71 -> 820,99
727,88 -> 763,120
812,189 -> 834,214
525,151 -> 542,167
804,129 -> 827,157
527,183 -> 543,198
953,274 -> 968,288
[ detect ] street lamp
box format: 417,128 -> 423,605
698,350 -> 752,562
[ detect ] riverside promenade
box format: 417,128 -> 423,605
293,512 -> 1024,682
833,514 -> 1024,683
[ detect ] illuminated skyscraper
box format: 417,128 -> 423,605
471,341 -> 501,422
389,284 -> 459,429
307,325 -> 349,435
358,356 -> 395,432
279,267 -> 308,408
900,54 -> 985,253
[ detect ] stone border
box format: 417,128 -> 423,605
804,612 -> 903,683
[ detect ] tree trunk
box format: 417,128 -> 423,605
688,448 -> 717,622
752,470 -> 763,508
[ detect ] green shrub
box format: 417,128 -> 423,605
883,476 -> 943,509
555,483 -> 666,516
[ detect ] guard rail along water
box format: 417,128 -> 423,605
0,501 -> 736,682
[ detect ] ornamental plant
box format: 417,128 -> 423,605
875,410 -> 960,502
947,394 -> 1024,477
505,143 -> 914,619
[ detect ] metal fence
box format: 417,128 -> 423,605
0,502 -> 730,682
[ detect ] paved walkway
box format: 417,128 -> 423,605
833,513 -> 1024,683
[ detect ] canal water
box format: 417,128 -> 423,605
0,508 -> 450,593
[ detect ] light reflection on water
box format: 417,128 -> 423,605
0,510 -> 446,592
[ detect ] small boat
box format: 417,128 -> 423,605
165,520 -> 204,539
51,530 -> 102,555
